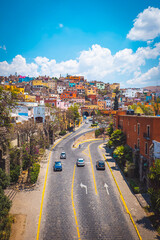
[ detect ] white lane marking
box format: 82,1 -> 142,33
80,182 -> 88,194
104,183 -> 109,195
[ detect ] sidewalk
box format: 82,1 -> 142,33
100,144 -> 159,240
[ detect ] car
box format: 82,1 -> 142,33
96,160 -> 105,170
89,118 -> 93,121
54,161 -> 62,171
85,120 -> 89,124
60,152 -> 66,159
76,158 -> 85,167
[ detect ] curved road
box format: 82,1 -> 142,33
38,123 -> 138,240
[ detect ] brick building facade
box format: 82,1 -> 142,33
115,114 -> 160,182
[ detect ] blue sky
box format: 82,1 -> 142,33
0,0 -> 160,87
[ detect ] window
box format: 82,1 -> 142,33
145,142 -> 148,155
147,125 -> 150,137
137,123 -> 140,135
137,139 -> 140,149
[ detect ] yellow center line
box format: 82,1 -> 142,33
88,143 -> 98,195
71,165 -> 81,240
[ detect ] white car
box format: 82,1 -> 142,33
76,158 -> 85,167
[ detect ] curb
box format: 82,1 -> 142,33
101,150 -> 142,240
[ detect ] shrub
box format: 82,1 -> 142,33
129,179 -> 140,193
59,130 -> 66,136
10,164 -> 20,183
0,187 -> 12,240
91,123 -> 98,127
0,169 -> 10,189
95,129 -> 101,137
134,187 -> 140,194
22,152 -> 32,170
30,163 -> 40,184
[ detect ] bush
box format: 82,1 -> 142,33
0,169 -> 10,189
95,128 -> 104,138
91,123 -> 98,127
95,129 -> 101,137
134,187 -> 140,194
10,165 -> 20,183
30,163 -> 40,184
107,140 -> 113,148
0,187 -> 12,240
129,179 -> 140,193
22,153 -> 32,170
59,130 -> 66,136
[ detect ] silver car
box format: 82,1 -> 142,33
76,158 -> 85,167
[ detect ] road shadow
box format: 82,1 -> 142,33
136,216 -> 160,239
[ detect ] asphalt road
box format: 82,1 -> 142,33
39,123 -> 138,240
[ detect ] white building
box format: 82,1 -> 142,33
57,85 -> 66,94
124,88 -> 143,98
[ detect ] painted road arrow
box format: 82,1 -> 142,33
104,183 -> 109,195
80,182 -> 88,194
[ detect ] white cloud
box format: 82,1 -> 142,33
127,7 -> 160,41
127,60 -> 160,85
59,23 -> 63,28
0,43 -> 160,86
0,45 -> 6,51
0,55 -> 39,76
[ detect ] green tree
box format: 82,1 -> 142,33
113,145 -> 132,167
113,96 -> 118,110
113,88 -> 120,95
110,129 -> 126,148
67,104 -> 80,122
148,159 -> 160,215
107,122 -> 113,137
0,87 -> 17,128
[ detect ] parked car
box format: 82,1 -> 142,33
96,160 -> 105,170
54,161 -> 62,171
89,118 -> 93,121
60,152 -> 66,159
77,158 -> 85,167
85,120 -> 89,124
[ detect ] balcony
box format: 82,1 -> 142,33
143,132 -> 150,140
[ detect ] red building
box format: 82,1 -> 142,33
115,113 -> 160,182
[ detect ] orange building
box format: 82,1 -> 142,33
60,91 -> 77,100
97,100 -> 106,110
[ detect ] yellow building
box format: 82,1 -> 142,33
24,94 -> 36,102
86,87 -> 97,96
112,92 -> 116,98
110,83 -> 120,90
32,79 -> 48,88
84,105 -> 99,109
5,85 -> 24,94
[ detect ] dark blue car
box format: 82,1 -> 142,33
54,161 -> 62,171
